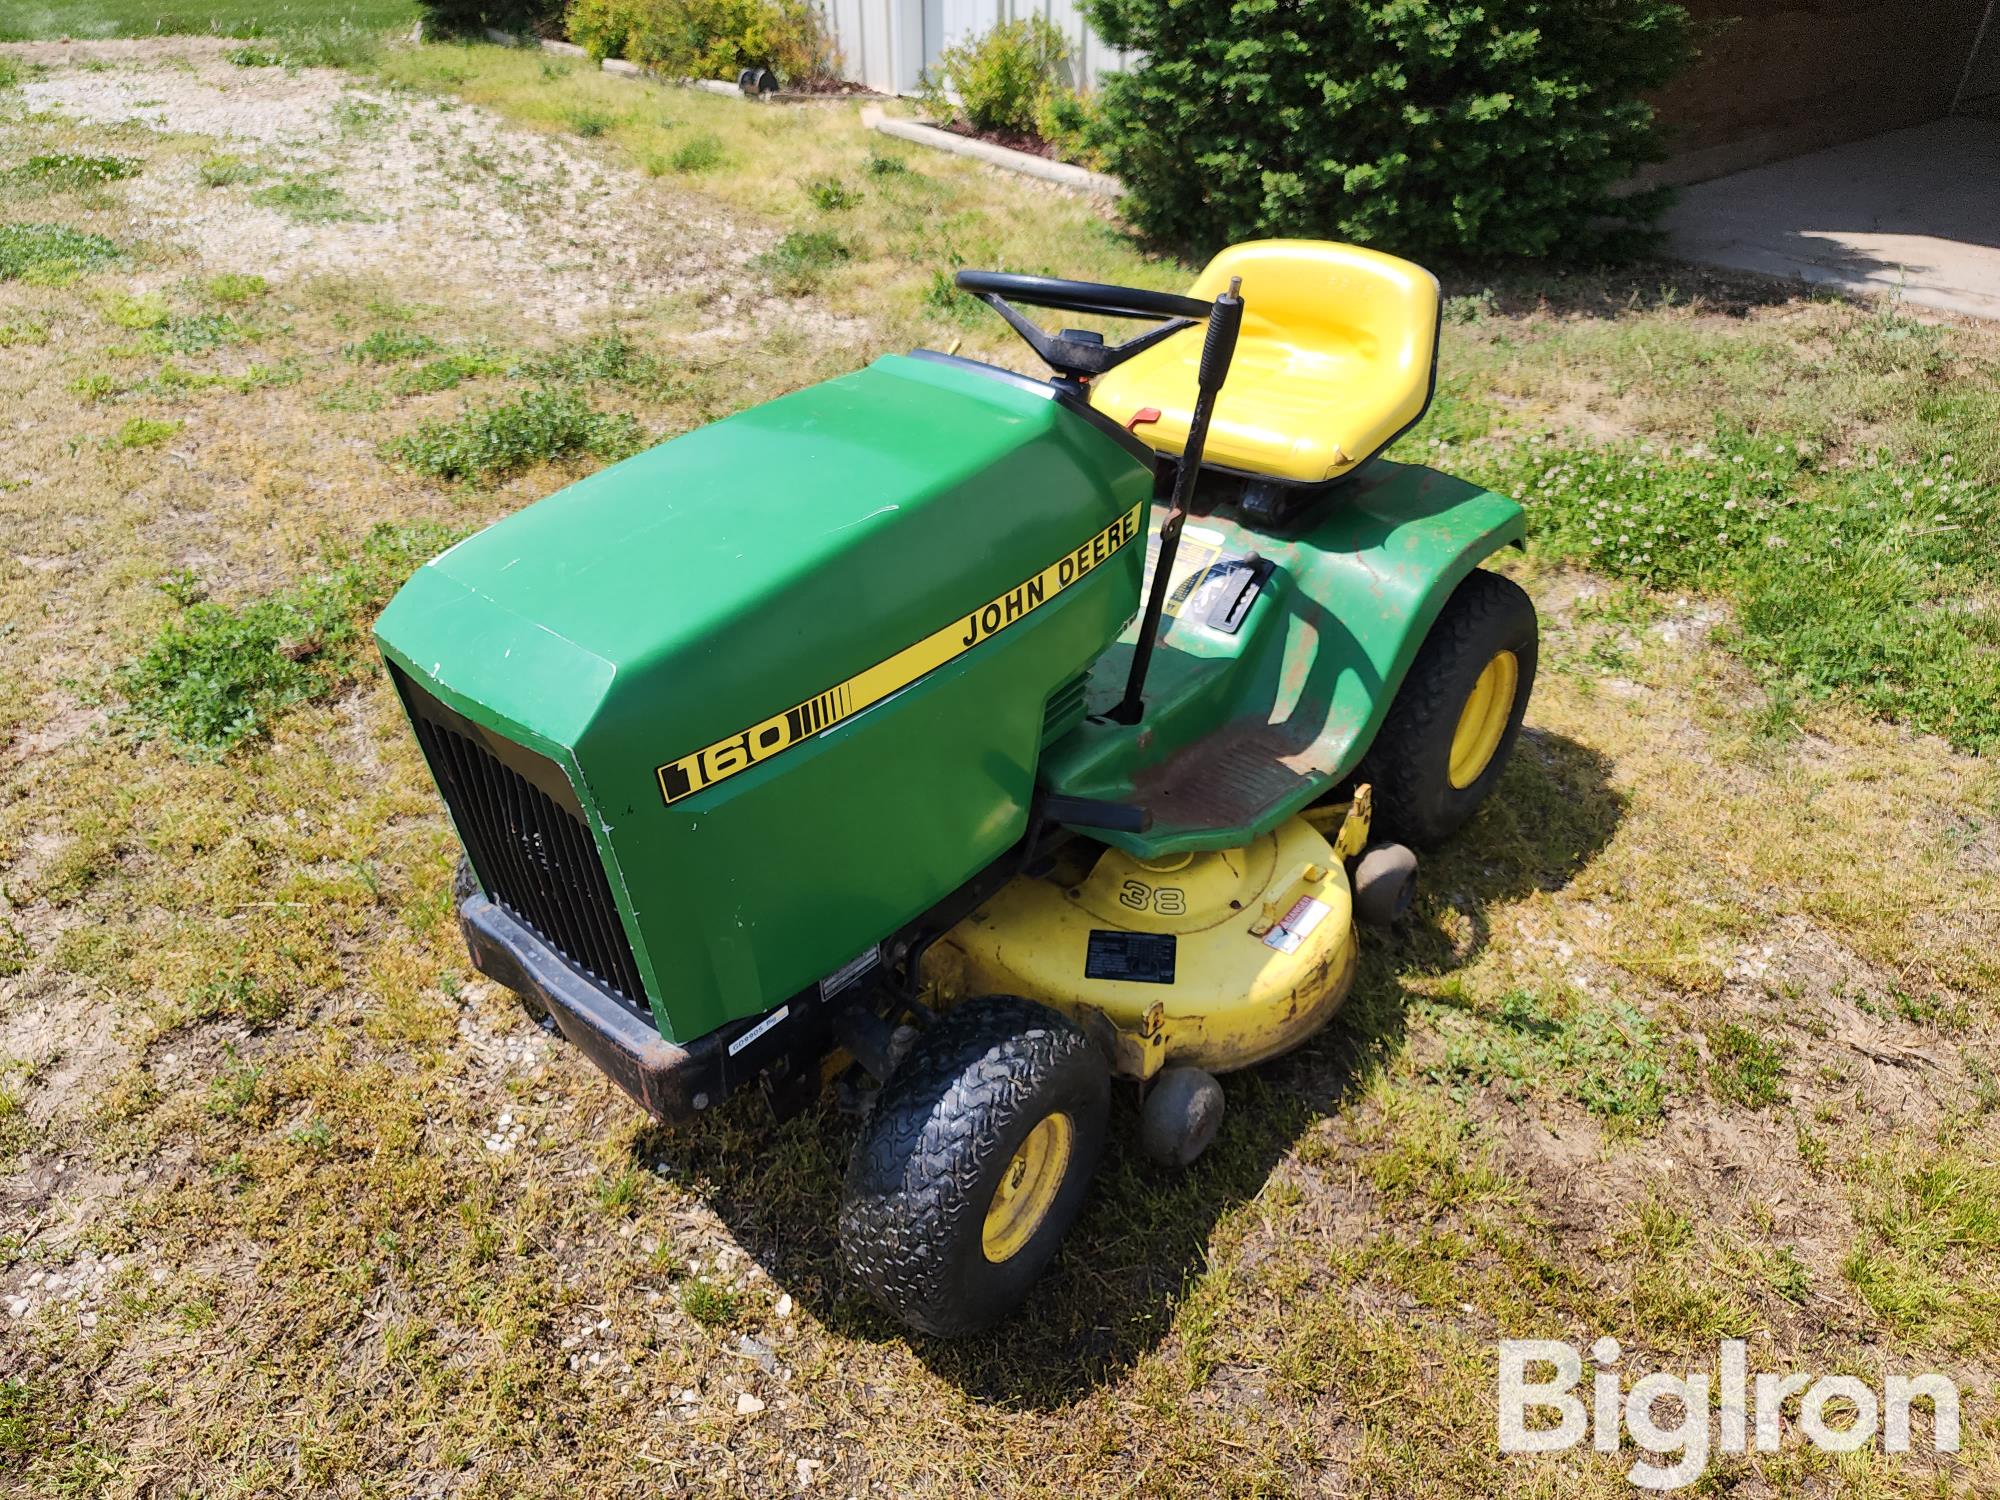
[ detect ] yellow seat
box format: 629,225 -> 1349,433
1090,240 -> 1441,486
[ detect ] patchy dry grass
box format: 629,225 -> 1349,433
0,33 -> 1996,1500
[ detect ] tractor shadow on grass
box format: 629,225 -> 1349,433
632,726 -> 1624,1408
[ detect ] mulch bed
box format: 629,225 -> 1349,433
938,119 -> 1062,160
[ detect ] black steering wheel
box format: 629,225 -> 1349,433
955,270 -> 1213,383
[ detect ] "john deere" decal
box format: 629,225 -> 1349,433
655,504 -> 1144,806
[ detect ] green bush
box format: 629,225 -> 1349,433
417,0 -> 564,37
565,0 -> 830,84
1085,0 -> 1696,257
918,16 -> 1068,135
1033,85 -> 1107,168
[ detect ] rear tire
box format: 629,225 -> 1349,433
840,996 -> 1108,1337
1361,569 -> 1537,846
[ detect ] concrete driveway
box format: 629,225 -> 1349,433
1665,116 -> 2000,320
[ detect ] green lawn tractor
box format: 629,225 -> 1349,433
375,239 -> 1538,1336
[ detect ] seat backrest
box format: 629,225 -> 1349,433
1191,239 -> 1440,389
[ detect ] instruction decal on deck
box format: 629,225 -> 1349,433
1084,929 -> 1178,985
1262,895 -> 1330,954
655,503 -> 1144,805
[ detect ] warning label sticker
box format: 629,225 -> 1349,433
1140,526 -> 1267,634
1262,894 -> 1330,954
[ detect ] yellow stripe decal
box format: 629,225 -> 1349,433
656,503 -> 1144,806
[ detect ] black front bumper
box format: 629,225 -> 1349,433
460,894 -> 726,1121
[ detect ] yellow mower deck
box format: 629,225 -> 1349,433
927,800 -> 1372,1080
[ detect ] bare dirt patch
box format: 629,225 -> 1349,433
11,36 -> 759,328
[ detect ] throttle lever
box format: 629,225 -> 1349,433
1109,276 -> 1244,726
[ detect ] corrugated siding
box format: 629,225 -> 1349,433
819,0 -> 1133,95
819,0 -> 903,94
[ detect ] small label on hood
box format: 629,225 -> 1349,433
818,944 -> 882,1001
727,1004 -> 789,1057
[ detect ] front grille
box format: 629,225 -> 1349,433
400,680 -> 648,1011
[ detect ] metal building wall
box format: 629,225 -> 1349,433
819,0 -> 1134,95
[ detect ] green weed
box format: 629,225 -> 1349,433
1707,1022 -> 1787,1109
110,417 -> 181,449
382,386 -> 643,484
117,521 -> 457,755
0,1376 -> 58,1459
197,155 -> 263,188
669,132 -> 724,172
804,176 -> 859,211
388,348 -> 508,394
1842,1146 -> 2000,1342
102,290 -> 167,329
862,151 -> 908,176
203,272 -> 268,305
514,333 -> 671,393
329,96 -> 387,135
595,1169 -> 643,1213
921,267 -> 984,326
144,313 -> 250,355
191,973 -> 285,1026
6,153 -> 140,188
1428,989 -> 1666,1127
224,47 -> 283,67
0,222 -> 119,282
0,919 -> 27,977
252,178 -> 357,221
564,106 -> 615,138
756,229 -> 849,295
678,1278 -> 740,1328
205,1057 -> 264,1119
344,328 -> 440,363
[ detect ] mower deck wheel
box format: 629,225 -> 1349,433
1352,842 -> 1418,927
840,995 -> 1108,1337
1140,1066 -> 1224,1167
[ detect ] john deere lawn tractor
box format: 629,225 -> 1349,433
375,240 -> 1538,1336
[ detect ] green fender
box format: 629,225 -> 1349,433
1040,459 -> 1527,855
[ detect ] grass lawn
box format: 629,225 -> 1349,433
0,1 -> 415,43
0,32 -> 1996,1499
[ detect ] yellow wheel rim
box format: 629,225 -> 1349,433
1448,650 -> 1519,789
981,1112 -> 1073,1263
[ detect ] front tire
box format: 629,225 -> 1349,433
839,996 -> 1108,1337
1361,569 -> 1538,846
